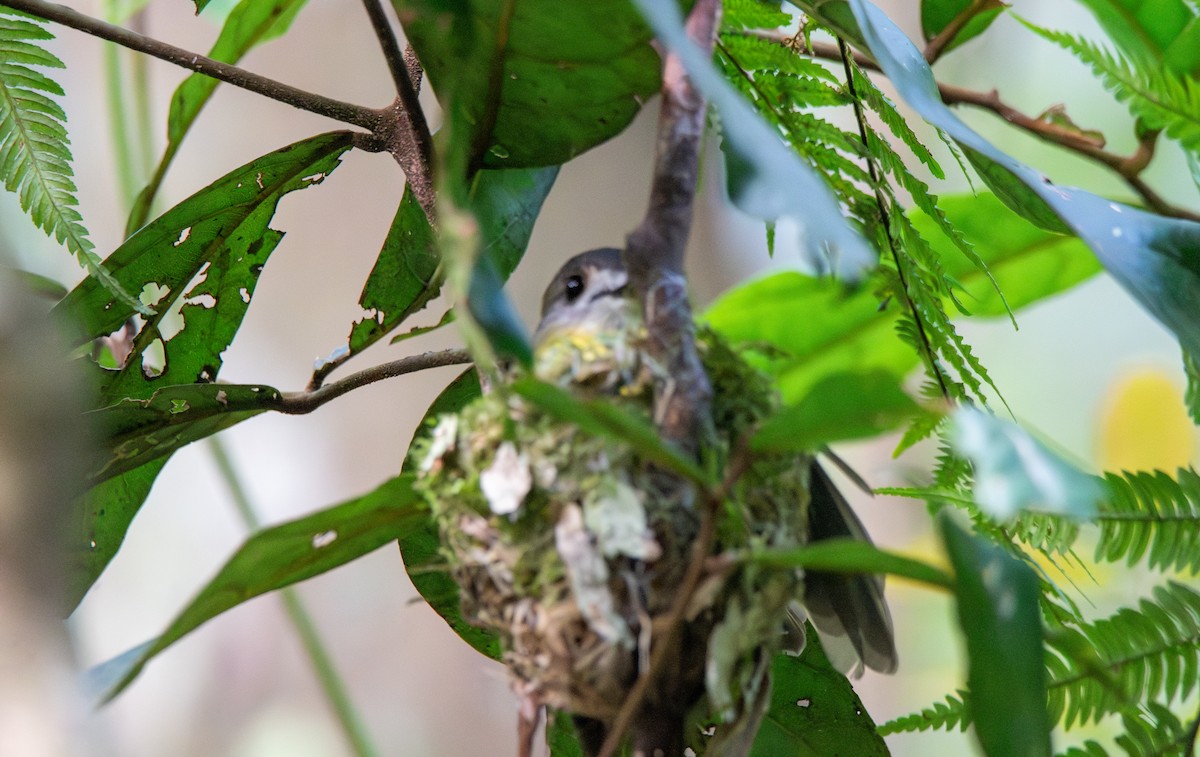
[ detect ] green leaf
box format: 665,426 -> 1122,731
90,475 -> 424,702
0,8 -> 137,307
346,185 -> 441,359
750,635 -> 888,756
127,0 -> 310,233
58,132 -> 353,608
1070,0 -> 1200,76
546,711 -> 586,757
749,538 -> 955,590
879,690 -> 971,735
88,383 -> 279,485
751,370 -> 925,453
941,515 -> 1051,757
463,166 -> 558,366
635,0 -> 876,277
393,0 -> 660,172
846,0 -> 1200,362
57,131 -> 354,399
511,377 -> 713,487
399,369 -> 503,660
1045,581 -> 1200,730
68,460 -> 163,612
920,0 -> 1006,55
951,407 -> 1103,520
703,192 -> 1101,403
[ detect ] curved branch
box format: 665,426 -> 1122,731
268,349 -> 472,415
2,0 -> 384,131
746,30 -> 1200,222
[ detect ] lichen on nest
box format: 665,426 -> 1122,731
410,326 -> 811,736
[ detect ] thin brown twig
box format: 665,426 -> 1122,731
747,29 -> 1200,222
269,349 -> 472,415
1,0 -> 385,132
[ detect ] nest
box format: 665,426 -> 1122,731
412,328 -> 810,732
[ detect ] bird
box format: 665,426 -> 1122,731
413,247 -> 896,755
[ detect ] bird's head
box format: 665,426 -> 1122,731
532,248 -> 642,388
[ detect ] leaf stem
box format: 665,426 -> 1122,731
207,437 -> 380,757
0,0 -> 385,132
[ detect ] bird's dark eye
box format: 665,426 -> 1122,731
564,274 -> 585,303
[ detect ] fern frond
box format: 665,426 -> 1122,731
1113,702 -> 1190,756
1046,581 -> 1200,728
878,690 -> 972,735
850,65 -> 943,178
1025,23 -> 1200,152
723,0 -> 793,31
720,33 -> 839,83
1,13 -> 86,256
1097,469 -> 1200,573
0,9 -> 135,306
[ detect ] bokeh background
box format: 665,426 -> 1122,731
2,1 -> 1197,754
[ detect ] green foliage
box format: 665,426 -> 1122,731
750,370 -> 925,453
748,634 -> 888,755
87,475 -> 425,702
0,8 -> 134,306
393,0 -> 661,173
1095,468 -> 1200,573
879,690 -> 971,735
1024,22 -> 1200,153
942,516 -> 1052,757
127,0 -> 310,233
57,132 -> 354,608
1069,0 -> 1200,76
920,0 -> 1006,54
1045,581 -> 1200,729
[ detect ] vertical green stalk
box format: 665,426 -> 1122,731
103,40 -> 140,208
207,437 -> 380,757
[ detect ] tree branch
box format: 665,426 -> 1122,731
360,0 -> 436,216
747,30 -> 1200,222
1,0 -> 384,131
600,2 -> 721,753
268,349 -> 472,415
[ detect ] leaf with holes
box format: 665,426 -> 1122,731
127,0 -> 310,233
750,633 -> 888,756
87,475 -> 424,702
88,383 -> 283,485
56,131 -> 353,609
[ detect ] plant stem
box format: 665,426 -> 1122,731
286,348 -> 473,413
923,0 -> 1002,63
0,0 -> 384,132
207,437 -> 380,757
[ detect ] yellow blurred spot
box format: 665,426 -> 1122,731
1098,369 -> 1195,472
